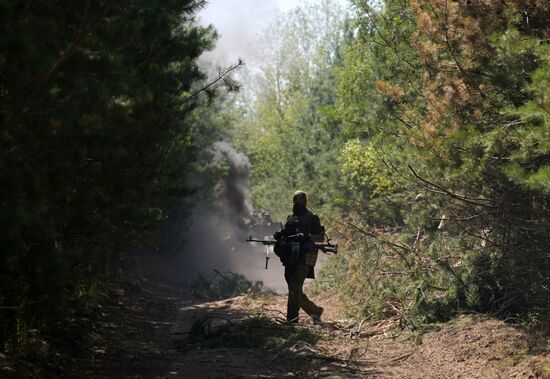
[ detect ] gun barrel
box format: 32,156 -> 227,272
314,243 -> 338,254
246,237 -> 277,245
247,236 -> 337,253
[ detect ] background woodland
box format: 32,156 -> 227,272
1,0 -> 549,354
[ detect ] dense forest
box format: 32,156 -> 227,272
0,0 -> 237,352
233,0 -> 549,327
1,0 -> 549,363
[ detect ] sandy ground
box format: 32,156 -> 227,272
1,278 -> 549,378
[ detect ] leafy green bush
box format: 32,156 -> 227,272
324,0 -> 550,328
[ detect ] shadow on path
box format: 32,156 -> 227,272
42,278 -> 379,378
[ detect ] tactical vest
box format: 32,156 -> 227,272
284,210 -> 314,236
282,210 -> 319,271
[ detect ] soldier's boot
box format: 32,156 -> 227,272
311,306 -> 324,324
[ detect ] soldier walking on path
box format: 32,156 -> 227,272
273,190 -> 324,323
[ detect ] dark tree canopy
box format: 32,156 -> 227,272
0,0 -> 219,348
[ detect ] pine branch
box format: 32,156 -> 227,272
407,165 -> 494,208
9,0 -> 114,99
336,220 -> 414,271
189,59 -> 244,99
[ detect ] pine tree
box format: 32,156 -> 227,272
0,0 -> 222,349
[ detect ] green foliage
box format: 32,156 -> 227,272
521,312 -> 550,355
339,139 -> 395,197
324,0 -> 550,327
233,0 -> 348,221
232,0 -> 549,329
334,0 -> 423,227
0,0 -> 229,351
502,42 -> 550,194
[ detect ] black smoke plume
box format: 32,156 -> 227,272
132,142 -> 286,292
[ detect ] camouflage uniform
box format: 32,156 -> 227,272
279,207 -> 324,323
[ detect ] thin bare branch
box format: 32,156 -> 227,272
407,165 -> 494,207
189,59 -> 244,99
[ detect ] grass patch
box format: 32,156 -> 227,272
494,353 -> 529,368
190,271 -> 263,300
521,312 -> 550,355
178,316 -> 319,351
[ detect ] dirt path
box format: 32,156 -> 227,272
2,278 -> 548,378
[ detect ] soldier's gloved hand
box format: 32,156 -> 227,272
273,231 -> 283,241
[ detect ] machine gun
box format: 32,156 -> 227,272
246,234 -> 338,269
